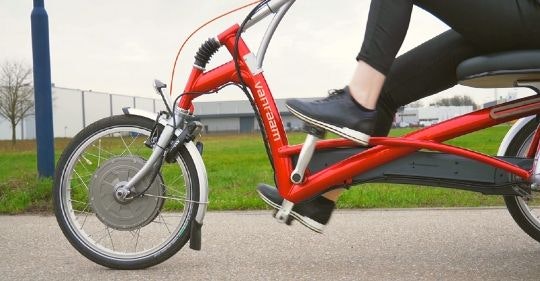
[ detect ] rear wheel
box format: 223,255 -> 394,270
503,118 -> 540,242
54,115 -> 200,269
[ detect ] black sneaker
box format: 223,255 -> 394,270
256,184 -> 335,233
286,87 -> 376,145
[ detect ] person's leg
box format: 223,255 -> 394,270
350,0 -> 414,109
375,30 -> 479,135
357,0 -> 540,113
285,0 -> 414,145
288,0 -> 540,144
414,0 -> 540,52
348,61 -> 385,110
376,0 -> 540,135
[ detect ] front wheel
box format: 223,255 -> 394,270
503,118 -> 540,243
54,115 -> 200,269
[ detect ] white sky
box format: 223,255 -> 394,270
0,0 -> 532,106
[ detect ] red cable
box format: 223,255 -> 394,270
169,0 -> 262,96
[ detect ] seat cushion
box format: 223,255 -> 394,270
457,50 -> 540,88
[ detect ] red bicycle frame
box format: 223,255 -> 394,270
179,24 -> 540,203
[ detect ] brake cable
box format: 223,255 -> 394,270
168,0 -> 263,97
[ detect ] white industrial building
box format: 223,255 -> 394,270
396,106 -> 474,127
0,86 -> 305,140
1,86 -> 485,141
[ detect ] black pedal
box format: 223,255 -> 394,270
272,209 -> 293,225
302,123 -> 326,138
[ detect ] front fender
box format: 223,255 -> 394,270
122,107 -> 208,225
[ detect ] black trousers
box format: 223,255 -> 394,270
358,0 -> 540,136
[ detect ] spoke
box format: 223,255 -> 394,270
73,209 -> 93,215
91,143 -> 117,158
127,133 -> 142,150
168,175 -> 185,187
73,204 -> 92,229
160,182 -> 186,198
84,152 -> 110,164
158,213 -> 172,234
156,213 -> 184,218
79,213 -> 91,229
144,193 -> 187,202
120,134 -> 133,156
133,228 -> 141,252
73,173 -> 93,180
132,134 -> 146,155
92,228 -> 110,244
78,157 -> 93,173
73,169 -> 89,191
75,157 -> 95,180
97,139 -> 102,167
129,230 -> 138,238
70,199 -> 88,205
81,155 -> 93,165
106,227 -> 115,251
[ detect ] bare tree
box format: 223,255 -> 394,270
430,95 -> 479,110
0,61 -> 34,145
408,100 -> 424,108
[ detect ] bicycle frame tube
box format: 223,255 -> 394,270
179,21 -> 540,204
179,24 -> 294,197
279,97 -> 540,202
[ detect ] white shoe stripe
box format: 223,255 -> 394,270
286,106 -> 370,146
257,190 -> 325,233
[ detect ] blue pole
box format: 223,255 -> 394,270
31,0 -> 55,178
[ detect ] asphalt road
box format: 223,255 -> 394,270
2,208 -> 540,281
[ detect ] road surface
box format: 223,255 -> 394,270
1,208 -> 540,280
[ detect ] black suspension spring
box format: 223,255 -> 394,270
194,38 -> 221,69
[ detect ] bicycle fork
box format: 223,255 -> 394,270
116,81 -> 190,199
114,111 -> 184,199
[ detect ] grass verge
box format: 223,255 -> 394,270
0,125 -> 513,214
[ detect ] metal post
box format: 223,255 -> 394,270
31,0 -> 54,178
21,119 -> 25,140
109,94 -> 113,116
81,91 -> 86,127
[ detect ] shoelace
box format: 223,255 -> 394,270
315,89 -> 346,103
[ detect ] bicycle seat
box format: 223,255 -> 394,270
457,50 -> 540,88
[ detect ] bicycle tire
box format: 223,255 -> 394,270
53,114 -> 200,269
503,118 -> 540,243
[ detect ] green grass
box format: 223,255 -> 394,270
0,124 -> 516,214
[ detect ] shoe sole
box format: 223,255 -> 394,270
256,189 -> 325,234
286,105 -> 370,146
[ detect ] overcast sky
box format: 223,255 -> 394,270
0,0 -> 530,106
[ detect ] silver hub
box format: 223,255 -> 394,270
90,156 -> 165,231
113,183 -> 133,203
